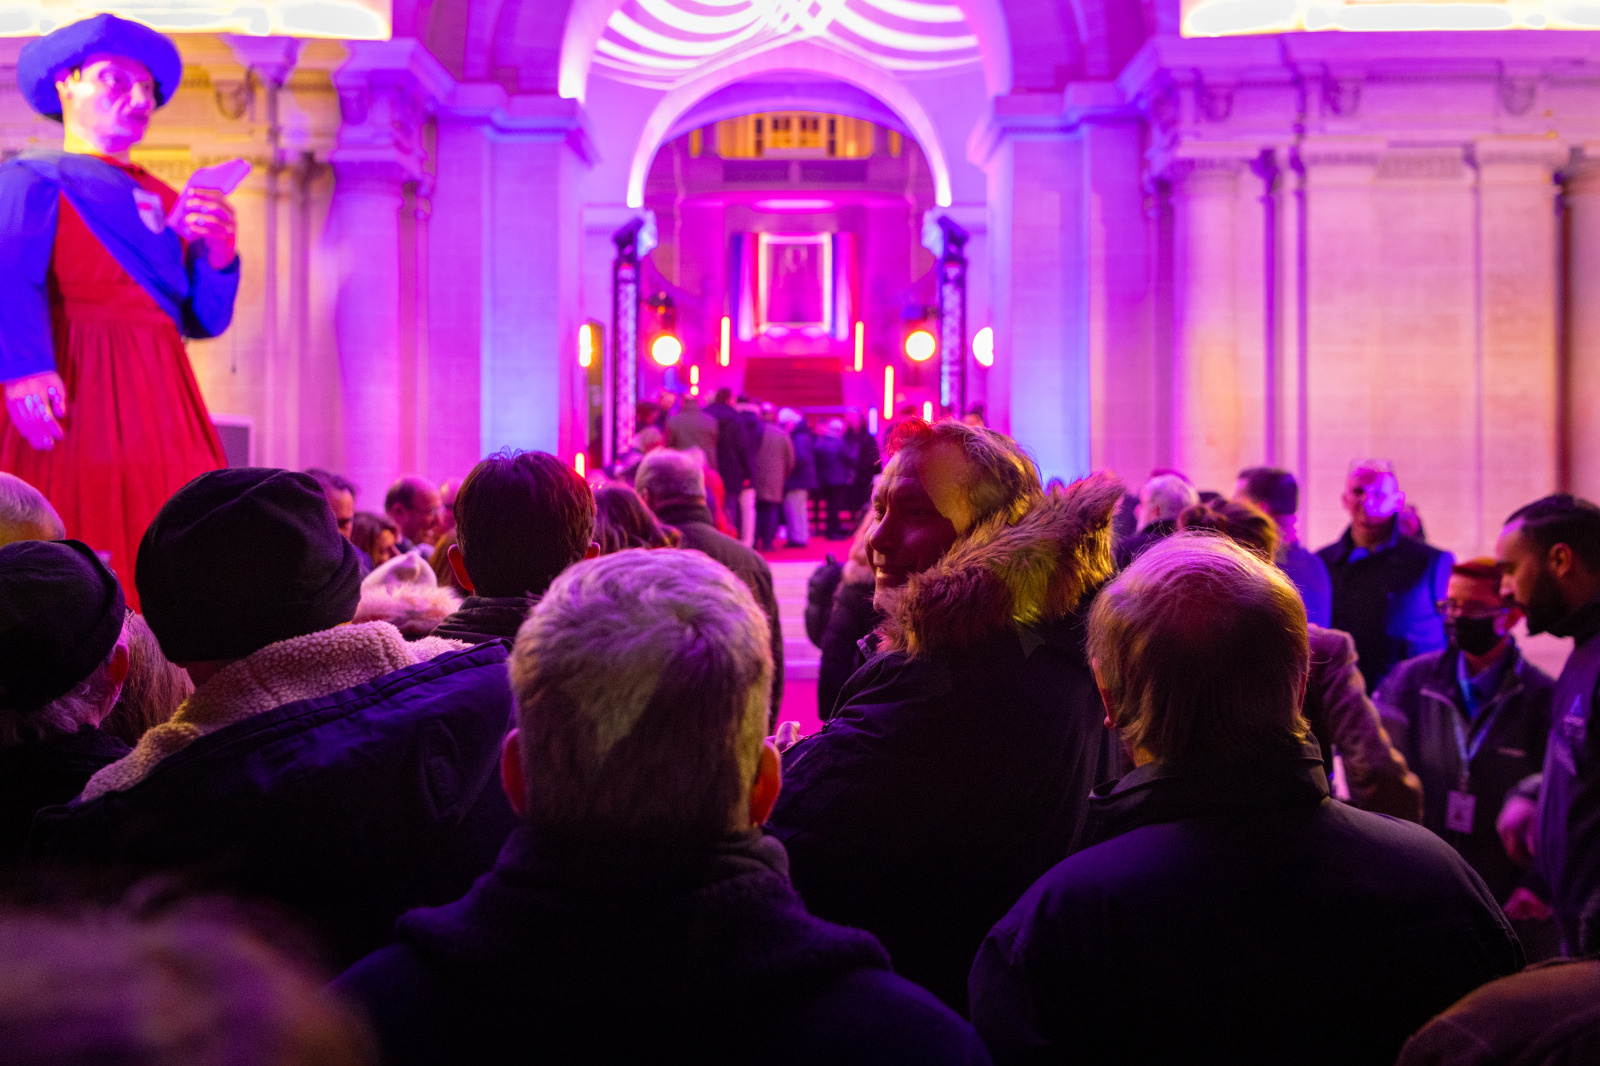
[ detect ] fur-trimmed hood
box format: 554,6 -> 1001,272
878,471 -> 1123,657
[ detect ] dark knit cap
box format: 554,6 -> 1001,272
0,539 -> 125,712
137,468 -> 363,664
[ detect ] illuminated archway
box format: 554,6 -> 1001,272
623,37 -> 957,207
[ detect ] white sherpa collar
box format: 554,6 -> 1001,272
80,622 -> 467,802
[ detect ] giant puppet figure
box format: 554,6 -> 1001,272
0,14 -> 239,607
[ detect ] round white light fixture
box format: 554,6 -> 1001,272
904,329 -> 935,362
651,334 -> 684,366
972,326 -> 994,367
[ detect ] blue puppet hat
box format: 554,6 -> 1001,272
17,13 -> 183,122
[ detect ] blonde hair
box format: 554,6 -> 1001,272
509,549 -> 771,841
102,613 -> 191,747
1088,535 -> 1309,766
884,419 -> 1044,530
0,472 -> 64,547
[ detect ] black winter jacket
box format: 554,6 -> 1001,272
0,726 -> 127,867
970,742 -> 1523,1065
29,641 -> 520,966
1377,643 -> 1554,901
769,475 -> 1128,1015
335,828 -> 991,1066
1317,527 -> 1454,692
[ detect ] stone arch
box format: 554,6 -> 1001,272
623,39 -> 957,208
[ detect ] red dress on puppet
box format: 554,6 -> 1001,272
0,159 -> 225,609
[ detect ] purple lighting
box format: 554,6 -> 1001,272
753,198 -> 836,211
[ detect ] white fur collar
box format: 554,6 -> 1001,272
80,623 -> 466,802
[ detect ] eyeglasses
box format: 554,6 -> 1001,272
1436,599 -> 1510,620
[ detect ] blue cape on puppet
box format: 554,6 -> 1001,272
0,149 -> 239,382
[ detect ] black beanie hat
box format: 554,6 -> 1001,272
136,468 -> 363,664
0,539 -> 126,713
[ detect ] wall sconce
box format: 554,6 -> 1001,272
972,326 -> 994,368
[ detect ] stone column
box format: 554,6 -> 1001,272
1564,150 -> 1600,503
1477,139 -> 1564,535
971,94 -> 1090,484
329,40 -> 451,498
329,160 -> 407,495
1296,139 -> 1383,547
1164,150 -> 1257,493
225,36 -> 302,468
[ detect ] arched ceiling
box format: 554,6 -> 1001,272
589,0 -> 983,89
417,0 -> 1154,103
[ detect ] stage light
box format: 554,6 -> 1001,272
720,316 -> 731,367
690,365 -> 700,385
923,401 -> 934,422
574,453 -> 586,477
652,334 -> 683,366
868,408 -> 879,435
578,322 -> 596,368
854,321 -> 864,372
905,329 -> 935,362
883,366 -> 894,419
973,326 -> 994,367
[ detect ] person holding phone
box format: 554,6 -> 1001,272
0,14 -> 241,607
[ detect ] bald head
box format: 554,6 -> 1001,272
385,475 -> 441,546
636,449 -> 706,510
0,473 -> 65,547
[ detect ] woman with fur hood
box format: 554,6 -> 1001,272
768,419 -> 1128,1016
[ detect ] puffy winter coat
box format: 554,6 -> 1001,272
769,474 -> 1128,1014
30,624 -> 520,967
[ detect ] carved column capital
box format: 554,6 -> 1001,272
330,39 -> 454,185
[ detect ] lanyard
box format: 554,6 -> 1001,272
1450,696 -> 1506,792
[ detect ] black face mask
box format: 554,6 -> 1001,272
1447,615 -> 1503,657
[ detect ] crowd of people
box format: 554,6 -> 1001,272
0,416 -> 1598,1064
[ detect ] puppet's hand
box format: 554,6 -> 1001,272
177,188 -> 238,270
3,371 -> 67,450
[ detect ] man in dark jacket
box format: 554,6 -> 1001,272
1114,473 -> 1196,568
1317,460 -> 1454,691
845,409 -> 880,516
814,418 -> 858,539
780,408 -> 816,549
435,449 -> 597,644
0,539 -> 130,866
769,420 -> 1126,1014
637,447 -> 783,718
1237,465 -> 1333,627
969,535 -> 1522,1066
1377,559 -> 1556,936
704,388 -> 752,534
335,549 -> 991,1066
664,393 -> 718,457
28,469 -> 520,967
1494,494 -> 1600,955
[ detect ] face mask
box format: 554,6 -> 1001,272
1447,615 -> 1503,657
